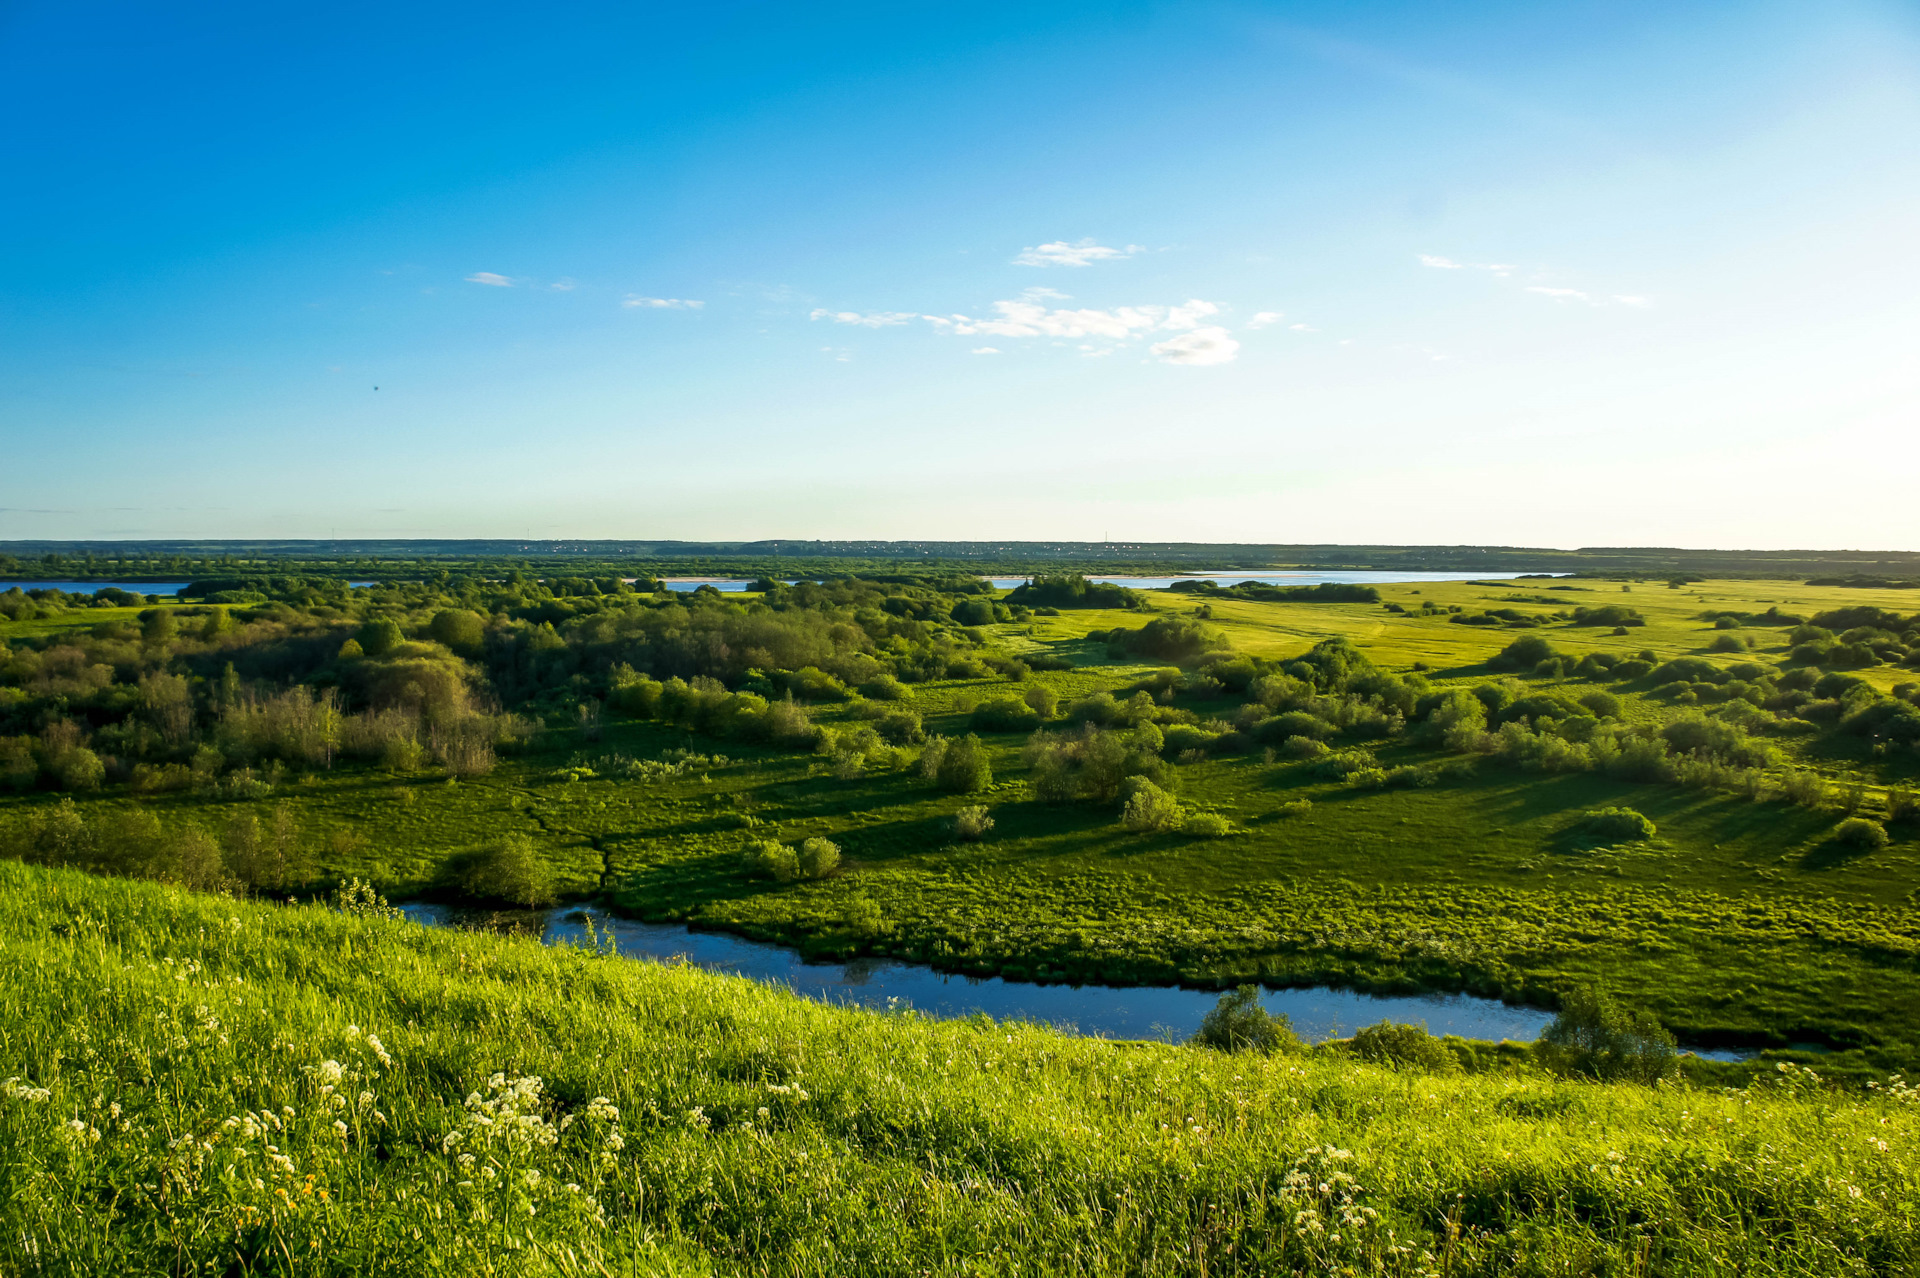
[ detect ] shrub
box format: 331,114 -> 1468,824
950,806 -> 994,840
1577,691 -> 1621,718
1708,633 -> 1749,653
1120,779 -> 1184,833
797,837 -> 841,879
1834,817 -> 1889,851
1779,770 -> 1833,808
1183,811 -> 1232,838
1022,685 -> 1059,719
858,674 -> 909,701
1347,1021 -> 1457,1072
1536,986 -> 1676,1083
841,895 -> 887,938
744,841 -> 799,883
458,834 -> 556,908
1610,659 -> 1653,680
355,617 -> 405,658
1282,735 -> 1329,759
1275,798 -> 1313,817
1889,790 -> 1920,824
51,747 -> 104,792
923,734 -> 993,793
1580,807 -> 1656,842
970,697 -> 1041,733
1192,986 -> 1300,1054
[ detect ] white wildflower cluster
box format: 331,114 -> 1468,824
343,1024 -> 394,1069
440,1073 -> 622,1228
1867,1075 -> 1918,1104
62,1118 -> 102,1146
1280,1146 -> 1377,1252
2,1077 -> 51,1103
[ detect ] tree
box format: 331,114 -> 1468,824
797,837 -> 841,878
1120,778 -> 1184,832
459,834 -> 556,907
933,734 -> 993,793
356,617 -> 405,658
429,609 -> 486,654
1537,986 -> 1676,1083
138,608 -> 176,647
1193,986 -> 1300,1053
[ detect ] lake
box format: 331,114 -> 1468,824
402,903 -> 1748,1058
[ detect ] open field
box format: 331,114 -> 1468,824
0,859 -> 1914,1276
3,572 -> 1919,1079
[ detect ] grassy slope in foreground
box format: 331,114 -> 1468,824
0,862 -> 1915,1276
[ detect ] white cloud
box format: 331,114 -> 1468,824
809,308 -> 918,327
971,347 -> 1002,355
1419,255 -> 1464,270
1161,299 -> 1219,330
1012,239 -> 1142,267
1420,255 -> 1514,277
1525,285 -> 1596,304
465,272 -> 513,287
1289,323 -> 1317,332
1151,327 -> 1240,366
1613,294 -> 1652,307
623,296 -> 704,309
1019,286 -> 1070,301
1247,311 -> 1284,328
548,279 -> 577,292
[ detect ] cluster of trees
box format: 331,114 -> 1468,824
1006,574 -> 1146,610
1166,580 -> 1381,604
0,797 -> 318,894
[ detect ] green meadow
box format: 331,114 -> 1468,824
0,859 -> 1914,1275
2,571 -> 1918,1080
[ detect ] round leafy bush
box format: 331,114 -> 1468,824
951,805 -> 994,840
1183,811 -> 1231,838
797,837 -> 841,878
1347,1021 -> 1457,1072
1834,817 -> 1889,850
1580,807 -> 1656,842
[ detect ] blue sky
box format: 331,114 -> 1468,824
3,1 -> 1917,548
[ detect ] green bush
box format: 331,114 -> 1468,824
1834,818 -> 1889,851
1346,1021 -> 1457,1072
1536,986 -> 1676,1083
744,841 -> 799,883
1580,807 -> 1656,842
457,834 -> 556,908
970,697 -> 1041,733
1182,811 -> 1231,838
1120,779 -> 1184,833
922,734 -> 993,793
797,838 -> 841,879
1192,985 -> 1301,1054
951,806 -> 994,840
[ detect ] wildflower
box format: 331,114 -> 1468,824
2,1078 -> 51,1103
333,1120 -> 349,1140
365,1034 -> 393,1067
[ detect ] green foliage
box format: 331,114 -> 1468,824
1537,986 -> 1678,1083
797,837 -> 841,879
744,840 -> 800,883
970,696 -> 1041,733
1120,778 -> 1185,833
1346,1021 -> 1458,1072
1192,985 -> 1301,1053
919,734 -> 993,793
1006,573 -> 1145,610
1834,818 -> 1889,851
356,616 -> 405,657
456,833 -> 557,907
950,805 -> 994,840
1580,807 -> 1657,842
1182,811 -> 1232,838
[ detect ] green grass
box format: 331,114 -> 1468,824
5,577 -> 1919,1075
1,860 -> 1915,1275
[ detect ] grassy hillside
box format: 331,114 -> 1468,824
0,860 -> 1913,1276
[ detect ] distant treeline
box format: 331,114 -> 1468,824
1166,580 -> 1381,603
10,541 -> 1920,583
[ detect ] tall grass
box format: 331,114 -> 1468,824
0,860 -> 1913,1275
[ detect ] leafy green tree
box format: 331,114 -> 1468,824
356,617 -> 405,658
1193,986 -> 1300,1054
429,609 -> 486,654
1537,986 -> 1676,1083
138,608 -> 176,647
458,834 -> 556,907
931,734 -> 993,793
797,837 -> 842,878
1347,1021 -> 1458,1072
1120,778 -> 1184,832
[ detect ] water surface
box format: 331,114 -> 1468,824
402,903 -> 1752,1056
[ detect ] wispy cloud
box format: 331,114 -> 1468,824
971,347 -> 1002,355
1247,311 -> 1284,329
1289,323 -> 1317,332
1424,254 -> 1650,307
1150,327 -> 1240,366
921,296 -> 1238,365
548,279 -> 577,292
465,271 -> 513,287
1419,254 -> 1514,277
623,296 -> 703,309
809,309 -> 918,327
1012,239 -> 1142,268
